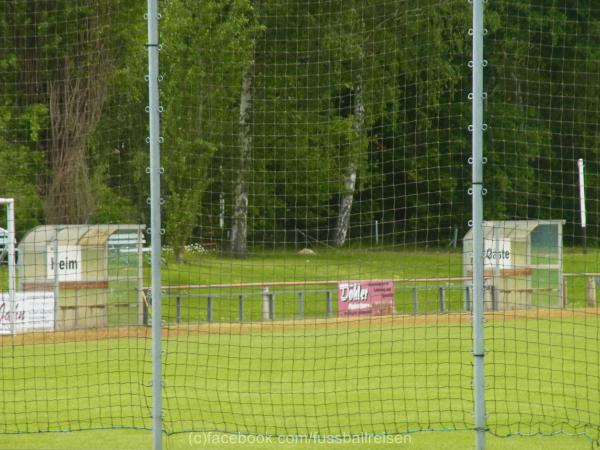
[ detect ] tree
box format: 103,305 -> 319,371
485,1 -> 600,242
161,0 -> 258,261
325,3 -> 368,246
230,65 -> 254,258
0,0 -> 142,226
366,0 -> 471,245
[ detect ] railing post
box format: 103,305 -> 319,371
439,287 -> 446,313
465,285 -> 471,312
269,293 -> 275,320
207,296 -> 213,323
298,290 -> 304,320
412,287 -> 418,314
491,286 -> 499,311
262,287 -> 270,321
176,296 -> 181,324
239,294 -> 244,322
143,291 -> 151,326
326,290 -> 333,317
587,277 -> 597,307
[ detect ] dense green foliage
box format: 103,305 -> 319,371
1,1 -> 599,252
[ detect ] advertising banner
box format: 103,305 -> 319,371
338,280 -> 395,316
0,292 -> 55,335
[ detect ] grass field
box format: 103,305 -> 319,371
2,313 -> 600,448
1,248 -> 600,449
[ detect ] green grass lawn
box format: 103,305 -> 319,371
1,315 -> 599,448
1,247 -> 600,449
160,248 -> 464,286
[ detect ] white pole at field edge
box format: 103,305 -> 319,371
0,198 -> 16,335
578,159 -> 586,253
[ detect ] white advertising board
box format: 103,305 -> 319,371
0,292 -> 55,335
47,245 -> 81,281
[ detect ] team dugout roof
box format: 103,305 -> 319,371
463,220 -> 565,242
18,224 -> 145,250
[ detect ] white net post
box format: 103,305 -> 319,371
0,198 -> 16,335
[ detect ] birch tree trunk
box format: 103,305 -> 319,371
230,65 -> 254,257
334,81 -> 365,246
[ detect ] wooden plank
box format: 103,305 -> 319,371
467,268 -> 532,278
60,304 -> 106,310
23,281 -> 109,290
498,287 -> 555,294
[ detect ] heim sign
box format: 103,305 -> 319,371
337,280 -> 395,316
47,245 -> 82,281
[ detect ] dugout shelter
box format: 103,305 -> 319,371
463,220 -> 565,310
17,224 -> 145,330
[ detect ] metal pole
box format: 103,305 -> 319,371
143,292 -> 150,326
269,293 -> 275,320
491,286 -> 498,311
439,287 -> 446,313
262,287 -> 270,321
465,285 -> 471,312
298,290 -> 304,320
146,0 -> 163,447
577,159 -> 587,253
2,199 -> 16,335
239,294 -> 244,322
412,287 -> 418,314
586,277 -> 597,307
326,290 -> 333,317
207,296 -> 213,323
471,0 -> 487,448
53,228 -> 60,330
137,226 -> 145,325
558,223 -> 565,308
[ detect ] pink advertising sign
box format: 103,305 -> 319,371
337,280 -> 395,316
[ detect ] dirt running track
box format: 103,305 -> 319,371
2,307 -> 599,346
